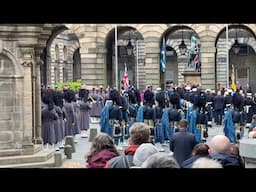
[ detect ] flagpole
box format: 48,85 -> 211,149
115,25 -> 118,90
136,39 -> 139,89
226,24 -> 229,88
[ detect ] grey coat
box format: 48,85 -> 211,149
62,101 -> 75,136
78,100 -> 91,130
41,106 -> 58,145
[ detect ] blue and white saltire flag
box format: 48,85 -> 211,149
160,37 -> 166,73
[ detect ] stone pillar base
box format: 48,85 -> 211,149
32,137 -> 43,144
22,143 -> 35,155
182,70 -> 201,84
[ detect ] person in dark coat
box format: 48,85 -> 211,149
41,93 -> 58,145
86,133 -> 119,168
62,90 -> 76,136
232,91 -> 245,140
154,93 -> 165,144
78,96 -> 92,138
244,92 -> 254,124
52,88 -> 65,147
136,89 -> 155,143
169,119 -> 197,166
100,88 -> 124,146
213,90 -> 225,125
181,143 -> 209,168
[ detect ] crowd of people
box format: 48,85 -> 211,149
41,80 -> 256,168
64,122 -> 243,168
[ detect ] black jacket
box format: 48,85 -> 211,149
210,152 -> 243,168
181,155 -> 209,168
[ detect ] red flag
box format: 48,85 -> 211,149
123,63 -> 129,90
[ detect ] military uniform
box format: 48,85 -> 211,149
232,92 -> 245,140
194,90 -> 208,142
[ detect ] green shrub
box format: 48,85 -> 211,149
56,80 -> 82,93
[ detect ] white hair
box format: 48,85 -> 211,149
192,157 -> 223,168
141,152 -> 180,168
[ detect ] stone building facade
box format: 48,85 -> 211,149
0,23 -> 256,166
45,24 -> 256,91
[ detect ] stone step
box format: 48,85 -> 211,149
0,144 -> 43,157
0,156 -> 55,168
0,148 -> 55,165
0,152 -> 67,168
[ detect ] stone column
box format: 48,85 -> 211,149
144,40 -> 161,88
21,48 -> 34,149
33,48 -> 43,144
200,37 -> 216,89
78,24 -> 99,87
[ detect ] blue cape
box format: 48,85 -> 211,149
161,108 -> 173,140
100,105 -> 113,136
224,108 -> 236,143
136,105 -> 144,122
188,109 -> 201,143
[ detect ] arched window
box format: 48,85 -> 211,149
63,46 -> 67,60
55,45 -> 59,60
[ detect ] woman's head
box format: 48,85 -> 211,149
192,143 -> 209,156
86,133 -> 119,158
129,123 -> 150,145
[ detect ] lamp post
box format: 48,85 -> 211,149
125,30 -> 139,89
226,24 -> 229,88
232,39 -> 240,54
115,25 -> 118,89
179,29 -> 187,55
232,26 -> 241,54
126,39 -> 133,56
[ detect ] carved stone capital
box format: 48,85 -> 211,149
19,47 -> 34,67
36,59 -> 44,66
21,61 -> 33,67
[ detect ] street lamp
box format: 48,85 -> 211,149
124,29 -> 139,89
232,27 -> 240,54
179,29 -> 187,55
126,40 -> 133,56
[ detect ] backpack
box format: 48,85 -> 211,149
108,155 -> 134,168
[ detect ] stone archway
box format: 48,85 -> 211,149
215,25 -> 256,91
160,26 -> 201,88
43,26 -> 80,86
0,51 -> 23,150
73,48 -> 81,81
105,26 -> 144,90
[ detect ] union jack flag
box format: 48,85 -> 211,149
123,63 -> 129,90
188,36 -> 200,71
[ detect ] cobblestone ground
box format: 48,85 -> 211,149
60,121 -> 250,167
